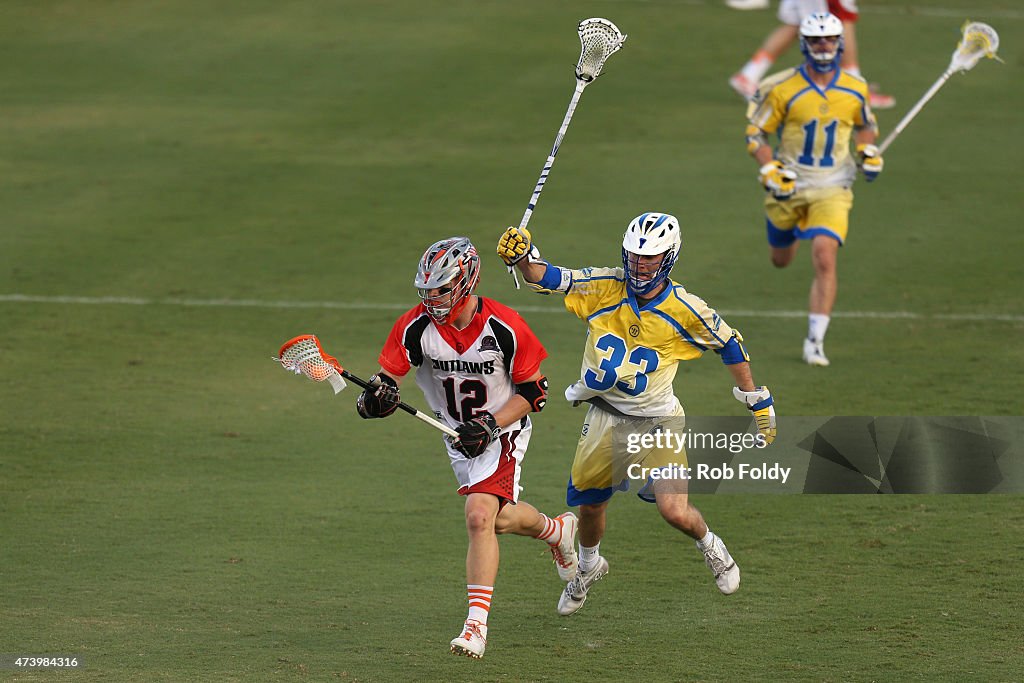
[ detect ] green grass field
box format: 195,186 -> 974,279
2,1 -> 1023,680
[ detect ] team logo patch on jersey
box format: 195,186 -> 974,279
629,324 -> 640,338
477,335 -> 499,353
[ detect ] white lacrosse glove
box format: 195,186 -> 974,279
497,227 -> 541,267
733,386 -> 777,446
759,161 -> 797,200
856,144 -> 884,182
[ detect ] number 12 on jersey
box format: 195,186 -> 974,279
583,333 -> 658,396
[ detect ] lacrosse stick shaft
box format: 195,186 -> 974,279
340,370 -> 459,438
508,79 -> 588,289
879,69 -> 953,155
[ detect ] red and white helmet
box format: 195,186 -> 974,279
799,12 -> 844,73
415,237 -> 481,324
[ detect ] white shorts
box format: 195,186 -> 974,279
447,421 -> 532,505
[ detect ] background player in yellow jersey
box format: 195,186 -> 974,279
746,12 -> 884,366
498,213 -> 777,615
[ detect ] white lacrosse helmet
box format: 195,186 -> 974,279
415,237 -> 481,325
799,12 -> 844,73
621,212 -> 681,296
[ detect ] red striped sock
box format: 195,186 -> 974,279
534,514 -> 561,545
466,584 -> 492,630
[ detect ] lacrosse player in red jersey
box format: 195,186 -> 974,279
356,236 -> 577,660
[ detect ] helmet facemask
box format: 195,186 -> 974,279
620,212 -> 682,297
799,12 -> 844,74
622,248 -> 678,297
415,237 -> 481,325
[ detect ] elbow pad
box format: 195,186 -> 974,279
515,376 -> 549,412
745,124 -> 768,155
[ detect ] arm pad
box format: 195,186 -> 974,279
715,335 -> 750,365
515,376 -> 549,412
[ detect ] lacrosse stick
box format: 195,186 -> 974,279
275,334 -> 459,438
879,21 -> 1001,155
509,17 -> 626,289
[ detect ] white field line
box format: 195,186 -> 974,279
2,294 -> 1022,323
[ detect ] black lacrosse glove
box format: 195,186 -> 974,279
356,373 -> 401,419
453,411 -> 500,458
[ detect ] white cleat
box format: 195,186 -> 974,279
725,0 -> 770,9
557,556 -> 609,615
449,619 -> 486,659
728,73 -> 757,101
549,512 -> 579,581
803,338 -> 831,367
700,535 -> 740,595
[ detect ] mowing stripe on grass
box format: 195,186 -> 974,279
2,293 -> 1022,323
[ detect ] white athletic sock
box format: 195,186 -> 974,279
534,513 -> 561,545
466,584 -> 492,637
808,314 -> 831,344
740,50 -> 774,82
578,543 -> 601,572
697,529 -> 716,552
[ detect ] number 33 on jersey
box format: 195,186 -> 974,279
562,267 -> 747,416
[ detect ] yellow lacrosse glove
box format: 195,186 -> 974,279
497,226 -> 534,267
733,386 -> 777,446
759,161 -> 797,200
856,143 -> 884,182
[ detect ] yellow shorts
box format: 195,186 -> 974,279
566,404 -> 687,506
764,186 -> 854,246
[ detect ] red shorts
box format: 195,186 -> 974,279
456,430 -> 526,508
828,0 -> 859,22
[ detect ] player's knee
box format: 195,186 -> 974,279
464,506 -> 496,535
812,249 -> 837,275
579,502 -> 608,523
771,251 -> 793,268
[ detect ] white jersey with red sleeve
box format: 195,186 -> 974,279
377,297 -> 548,500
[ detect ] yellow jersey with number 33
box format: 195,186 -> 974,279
748,66 -> 874,190
561,267 -> 739,417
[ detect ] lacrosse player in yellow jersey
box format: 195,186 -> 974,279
498,212 -> 777,615
746,11 -> 883,366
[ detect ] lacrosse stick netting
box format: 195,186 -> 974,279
576,18 -> 627,81
277,335 -> 347,394
951,22 -> 1001,73
879,22 -> 1001,155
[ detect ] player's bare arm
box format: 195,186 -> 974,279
725,361 -> 757,393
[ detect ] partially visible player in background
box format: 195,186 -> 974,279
729,0 -> 895,110
357,237 -> 578,659
498,214 -> 777,615
745,12 -> 883,365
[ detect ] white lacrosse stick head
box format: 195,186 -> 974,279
576,18 -> 626,82
276,334 -> 347,394
949,21 -> 1001,73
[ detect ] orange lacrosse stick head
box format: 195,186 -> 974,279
277,334 -> 344,381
